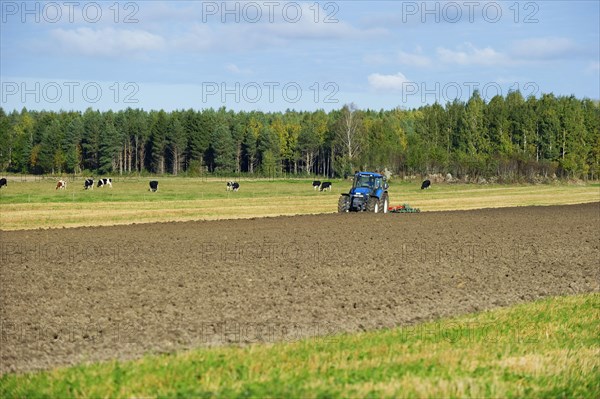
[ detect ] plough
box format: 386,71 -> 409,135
388,204 -> 421,213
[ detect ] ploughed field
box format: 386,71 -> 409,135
1,203 -> 598,374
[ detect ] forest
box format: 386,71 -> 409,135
0,90 -> 598,180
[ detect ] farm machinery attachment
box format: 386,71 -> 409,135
388,204 -> 421,213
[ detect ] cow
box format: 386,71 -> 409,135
0,178 -> 6,188
84,178 -> 94,190
97,178 -> 112,188
149,180 -> 159,192
421,179 -> 431,190
312,180 -> 321,190
226,181 -> 239,191
320,182 -> 332,191
56,180 -> 67,190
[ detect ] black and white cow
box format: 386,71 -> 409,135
320,182 -> 332,191
312,180 -> 321,190
226,181 -> 240,191
149,180 -> 159,192
0,178 -> 7,188
56,180 -> 67,190
421,179 -> 431,190
97,178 -> 112,188
84,178 -> 94,190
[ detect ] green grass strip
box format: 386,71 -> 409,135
1,293 -> 599,398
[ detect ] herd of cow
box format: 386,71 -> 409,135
81,178 -> 114,190
0,177 -> 159,192
0,178 -> 225,193
0,178 -> 337,194
55,178 -> 117,190
82,178 -> 159,191
0,177 -> 429,193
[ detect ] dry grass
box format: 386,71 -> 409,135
0,197 -> 335,229
390,184 -> 600,211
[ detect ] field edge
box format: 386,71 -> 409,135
1,293 -> 599,398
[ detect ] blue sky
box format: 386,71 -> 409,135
1,1 -> 599,112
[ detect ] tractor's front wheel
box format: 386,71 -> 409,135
379,193 -> 389,214
338,195 -> 350,213
366,196 -> 379,213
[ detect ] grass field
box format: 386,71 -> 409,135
0,176 -> 598,230
1,293 -> 598,398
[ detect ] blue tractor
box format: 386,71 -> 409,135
338,171 -> 389,213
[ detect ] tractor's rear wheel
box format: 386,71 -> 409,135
366,196 -> 379,213
338,195 -> 350,213
379,193 -> 389,214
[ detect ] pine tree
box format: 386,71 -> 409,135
0,108 -> 12,170
212,123 -> 236,173
257,124 -> 280,175
64,116 -> 84,174
81,108 -> 102,171
148,110 -> 169,174
39,117 -> 64,174
168,113 -> 186,175
98,111 -> 121,174
242,115 -> 262,174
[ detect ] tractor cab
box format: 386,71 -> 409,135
351,173 -> 385,193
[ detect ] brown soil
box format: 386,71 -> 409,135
1,203 -> 599,374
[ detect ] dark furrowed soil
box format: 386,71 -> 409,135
1,203 -> 599,374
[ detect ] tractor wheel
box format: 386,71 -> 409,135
366,196 -> 379,213
379,193 -> 389,214
338,195 -> 350,213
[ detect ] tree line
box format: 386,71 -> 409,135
0,91 -> 598,180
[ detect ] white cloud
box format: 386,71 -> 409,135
43,3 -> 386,57
168,11 -> 386,54
263,21 -> 385,41
262,3 -> 386,41
363,48 -> 431,68
397,50 -> 431,67
436,38 -> 586,68
138,1 -> 386,41
586,61 -> 600,74
170,24 -> 217,51
51,27 -> 165,57
363,53 -> 389,66
495,76 -> 529,84
368,72 -> 409,91
170,23 -> 287,52
226,63 -> 252,75
436,43 -> 507,66
511,37 -> 582,60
